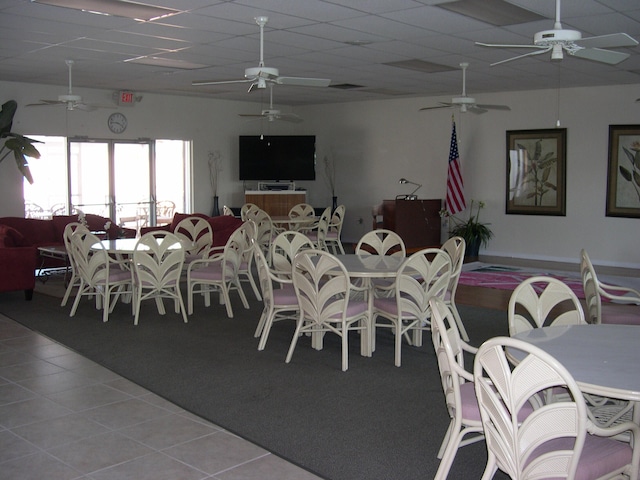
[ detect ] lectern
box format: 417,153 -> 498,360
382,199 -> 442,250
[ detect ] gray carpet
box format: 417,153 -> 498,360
0,287 -> 510,480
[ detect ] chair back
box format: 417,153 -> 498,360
133,231 -> 185,292
63,222 -> 88,268
580,249 -> 602,324
222,205 -> 235,216
155,200 -> 176,225
441,236 -> 465,296
270,230 -> 315,278
292,249 -> 352,327
430,297 -> 473,419
508,276 -> 585,336
240,203 -> 260,221
288,203 -> 315,219
474,336 -> 588,480
395,248 -> 451,324
245,209 -> 273,257
69,229 -> 110,287
311,206 -> 331,250
328,204 -> 346,235
174,216 -> 213,258
356,229 -> 406,257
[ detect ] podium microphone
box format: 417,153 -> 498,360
398,178 -> 421,200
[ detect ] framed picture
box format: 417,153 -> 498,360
506,128 -> 567,216
606,125 -> 640,218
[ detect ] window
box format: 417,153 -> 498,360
23,136 -> 191,230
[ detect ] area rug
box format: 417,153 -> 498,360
458,270 -> 587,299
0,290 -> 511,480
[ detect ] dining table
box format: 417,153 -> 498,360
334,253 -> 406,356
512,323 -> 640,440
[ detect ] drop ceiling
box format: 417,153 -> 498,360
1,0 -> 640,106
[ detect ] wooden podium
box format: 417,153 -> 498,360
382,199 -> 442,250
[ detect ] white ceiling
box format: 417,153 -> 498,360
2,0 -> 640,106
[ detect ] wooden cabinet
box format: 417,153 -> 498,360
245,191 -> 306,217
382,199 -> 442,250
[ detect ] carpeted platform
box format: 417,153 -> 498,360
0,288 -> 511,480
459,270 -> 587,299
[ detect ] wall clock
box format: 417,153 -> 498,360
107,112 -> 127,134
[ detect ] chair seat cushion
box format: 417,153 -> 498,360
460,382 -> 482,421
528,434 -> 632,480
329,299 -> 368,319
190,264 -> 224,281
273,283 -> 298,306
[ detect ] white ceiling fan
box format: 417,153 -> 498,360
27,60 -> 112,111
239,85 -> 303,123
192,16 -> 331,92
475,0 -> 638,66
419,63 -> 510,114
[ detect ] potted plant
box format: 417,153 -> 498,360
0,100 -> 41,184
444,199 -> 493,257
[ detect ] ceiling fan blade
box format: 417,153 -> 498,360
275,76 -> 331,87
576,32 -> 638,49
238,113 -> 266,118
489,47 -> 551,66
419,103 -> 453,111
74,103 -> 97,112
192,78 -> 251,86
467,106 -> 488,114
475,104 -> 511,111
475,41 -> 546,49
571,47 -> 630,65
277,113 -> 303,123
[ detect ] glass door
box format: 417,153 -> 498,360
69,140 -> 110,217
114,142 -> 151,230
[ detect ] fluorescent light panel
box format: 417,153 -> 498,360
384,60 -> 456,74
125,56 -> 208,69
31,0 -> 179,21
436,0 -> 546,26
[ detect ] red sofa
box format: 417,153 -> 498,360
140,212 -> 244,248
0,214 -> 135,300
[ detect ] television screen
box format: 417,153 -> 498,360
239,135 -> 316,181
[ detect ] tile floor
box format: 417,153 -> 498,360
0,313 -> 322,480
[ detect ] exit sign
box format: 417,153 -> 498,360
118,90 -> 136,106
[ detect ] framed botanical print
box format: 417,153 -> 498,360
506,128 -> 567,215
606,125 -> 640,218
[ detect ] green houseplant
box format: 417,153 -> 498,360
0,100 -> 41,184
444,199 -> 493,257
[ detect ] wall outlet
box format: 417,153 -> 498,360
358,217 -> 363,224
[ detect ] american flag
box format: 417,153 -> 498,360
445,119 -> 466,215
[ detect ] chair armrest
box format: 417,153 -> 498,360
598,281 -> 640,304
461,341 -> 478,355
587,417 -> 640,440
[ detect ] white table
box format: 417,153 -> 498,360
512,324 -> 640,402
335,254 -> 406,356
91,237 -> 186,254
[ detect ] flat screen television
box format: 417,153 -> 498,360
239,135 -> 316,181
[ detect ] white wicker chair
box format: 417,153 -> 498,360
441,236 -> 468,341
474,336 -> 639,480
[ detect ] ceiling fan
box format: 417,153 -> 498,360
192,16 -> 331,92
239,85 -> 303,123
27,60 -> 112,111
419,63 -> 511,114
475,0 -> 638,66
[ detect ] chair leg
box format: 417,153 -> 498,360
285,316 -> 304,363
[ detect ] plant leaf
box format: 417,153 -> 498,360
619,165 -> 632,182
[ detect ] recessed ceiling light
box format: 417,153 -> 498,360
436,0 -> 545,26
31,0 -> 179,22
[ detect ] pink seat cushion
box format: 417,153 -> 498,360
528,434 -> 632,480
190,264 -> 224,281
460,382 -> 482,421
601,303 -> 640,325
273,284 -> 298,305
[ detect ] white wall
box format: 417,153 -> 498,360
2,80 -> 638,268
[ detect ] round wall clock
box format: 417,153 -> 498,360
107,112 -> 127,134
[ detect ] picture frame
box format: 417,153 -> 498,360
506,128 -> 567,216
606,125 -> 640,218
